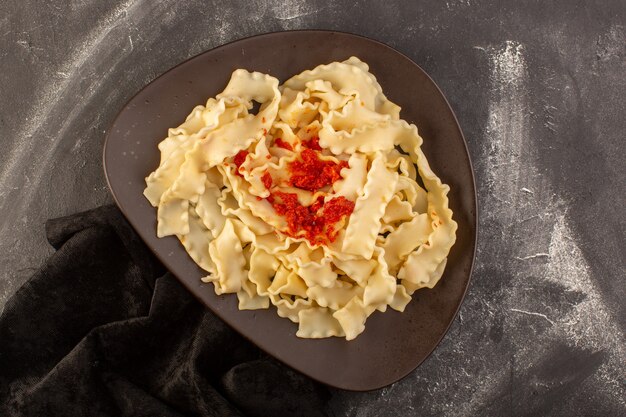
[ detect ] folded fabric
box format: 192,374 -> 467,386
0,205 -> 330,417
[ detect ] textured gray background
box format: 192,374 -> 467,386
1,1 -> 624,415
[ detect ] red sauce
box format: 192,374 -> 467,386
310,195 -> 325,212
322,197 -> 356,224
261,171 -> 273,189
233,150 -> 249,176
257,142 -> 353,245
302,136 -> 322,151
232,135 -> 353,245
268,191 -> 354,245
288,149 -> 348,192
274,138 -> 293,151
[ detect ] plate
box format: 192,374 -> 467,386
103,30 -> 477,391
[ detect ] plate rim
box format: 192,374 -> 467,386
103,29 -> 478,391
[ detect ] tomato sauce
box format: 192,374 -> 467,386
274,138 -> 293,151
235,137 -> 354,245
261,137 -> 354,245
267,191 -> 354,245
288,149 -> 348,192
302,136 -> 322,151
233,150 -> 249,177
261,171 -> 273,189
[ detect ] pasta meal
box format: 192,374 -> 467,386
144,57 -> 457,340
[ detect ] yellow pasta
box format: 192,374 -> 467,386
145,57 -> 457,340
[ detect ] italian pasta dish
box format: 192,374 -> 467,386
144,57 -> 457,340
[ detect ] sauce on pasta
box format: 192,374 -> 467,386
287,148 -> 348,192
144,57 -> 457,340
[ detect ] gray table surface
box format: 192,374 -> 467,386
1,1 -> 624,415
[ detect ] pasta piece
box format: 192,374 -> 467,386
202,70 -> 281,167
333,153 -> 368,200
324,95 -> 390,133
237,280 -> 270,310
297,257 -> 338,288
382,195 -> 415,224
268,267 -> 308,298
279,87 -> 319,128
156,196 -> 188,237
306,280 -> 363,310
297,307 -> 345,338
319,119 -> 417,155
333,297 -> 369,341
307,80 -> 351,110
331,258 -> 376,287
144,138 -> 194,207
386,148 -> 417,179
341,56 -> 401,118
166,139 -> 210,201
362,250 -> 396,308
144,99 -> 228,206
402,259 -> 448,294
283,58 -> 380,113
382,213 -> 431,274
249,247 -> 280,296
177,207 -> 215,274
208,219 -> 246,293
342,153 -> 398,259
389,284 -> 411,312
271,294 -> 312,323
195,181 -> 225,236
398,147 -> 457,287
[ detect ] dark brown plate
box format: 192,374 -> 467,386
103,30 -> 477,391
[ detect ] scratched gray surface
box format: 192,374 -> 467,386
1,1 -> 624,415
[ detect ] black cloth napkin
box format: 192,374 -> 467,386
0,206 -> 331,417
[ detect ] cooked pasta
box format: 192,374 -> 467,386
144,57 -> 457,340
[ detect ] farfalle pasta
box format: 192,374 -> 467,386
144,57 -> 457,340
